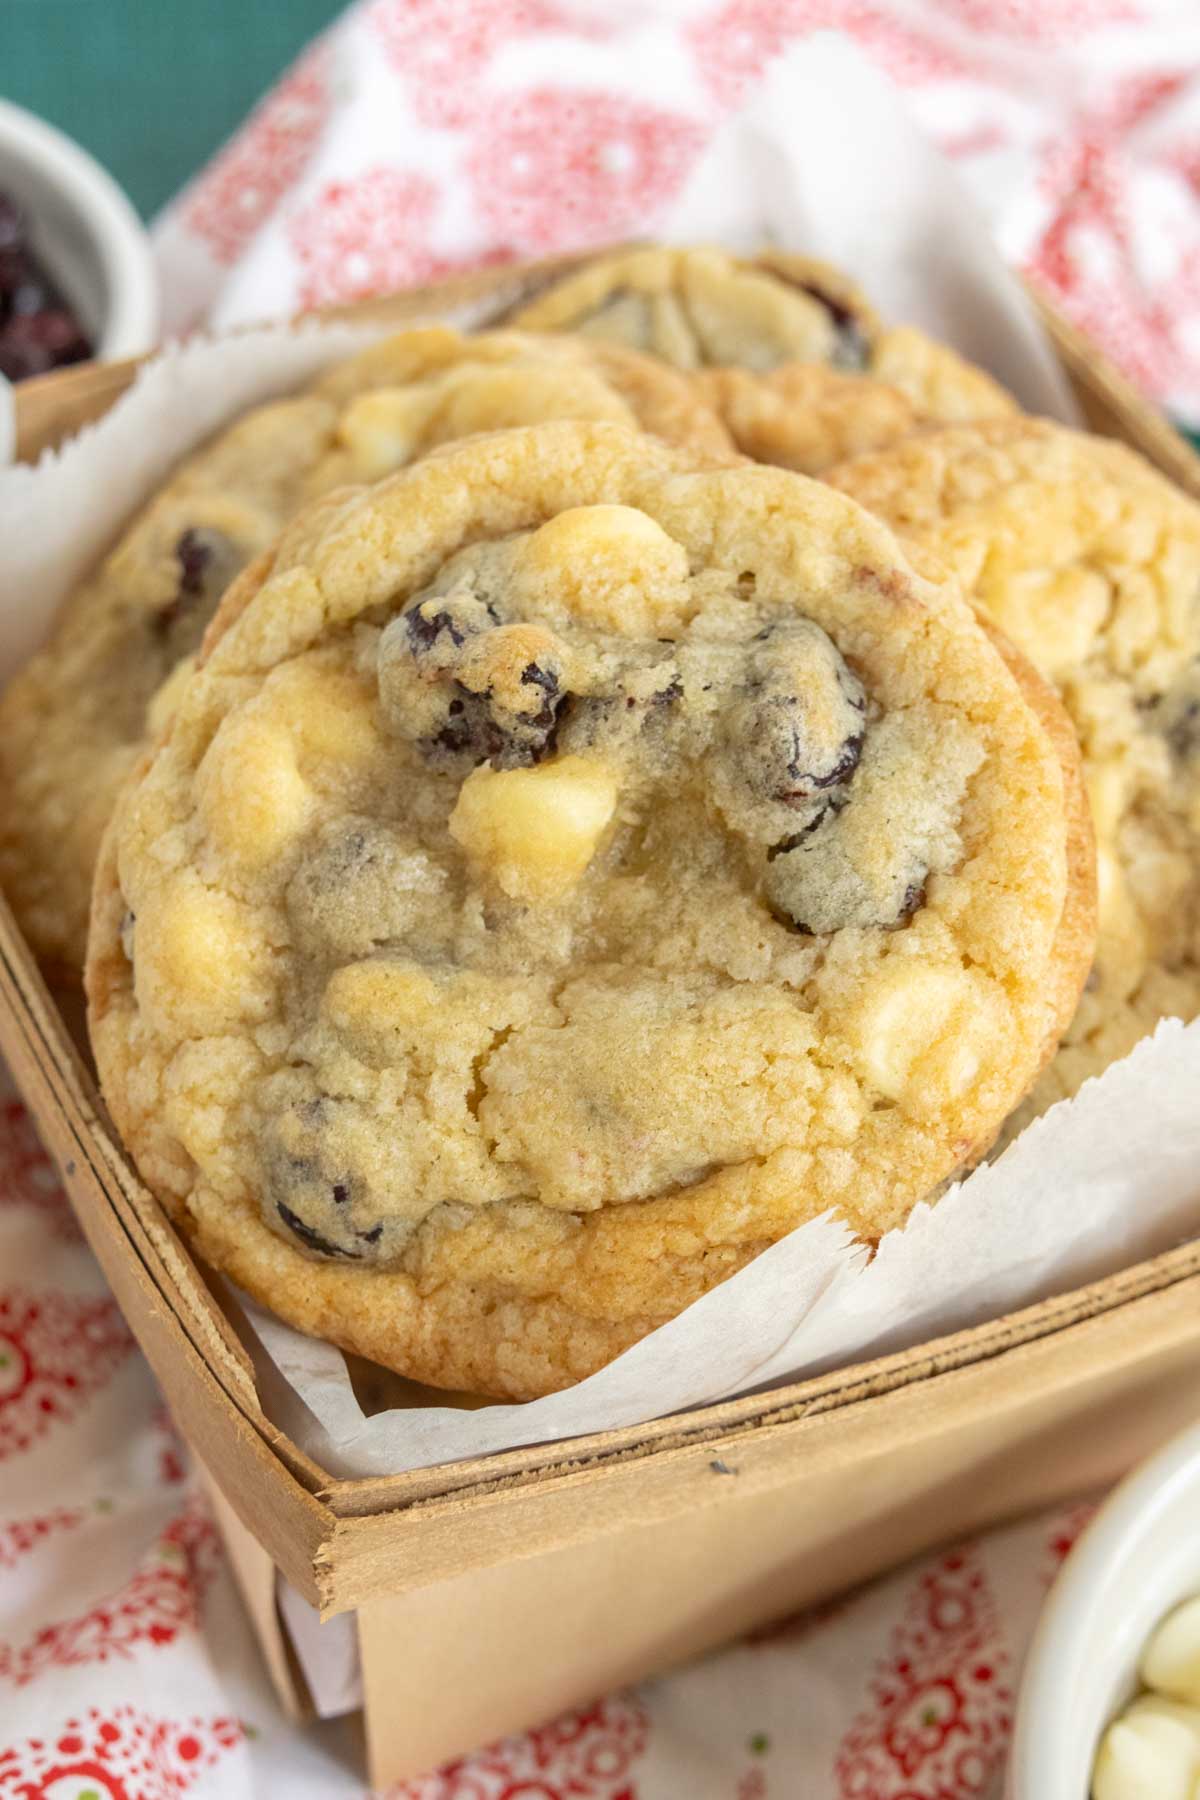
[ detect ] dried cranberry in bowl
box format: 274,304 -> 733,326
0,189 -> 93,382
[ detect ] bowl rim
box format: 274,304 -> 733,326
0,97 -> 158,361
1009,1416 -> 1200,1799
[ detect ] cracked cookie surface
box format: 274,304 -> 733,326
509,244 -> 1016,471
87,420 -> 1089,1398
830,416 -> 1200,1131
0,326 -> 729,973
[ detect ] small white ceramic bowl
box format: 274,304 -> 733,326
0,100 -> 159,460
1008,1417 -> 1200,1799
0,99 -> 159,360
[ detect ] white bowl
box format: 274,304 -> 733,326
0,100 -> 158,365
0,101 -> 158,462
1008,1417 -> 1200,1799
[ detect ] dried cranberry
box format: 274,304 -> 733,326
0,188 -> 94,381
1165,696 -> 1199,762
276,1201 -> 362,1260
723,621 -> 868,823
381,597 -> 570,769
151,527 -> 242,656
650,673 -> 684,708
517,660 -> 562,733
175,527 -> 213,597
0,193 -> 24,249
789,278 -> 872,371
898,879 -> 926,921
766,827 -> 928,936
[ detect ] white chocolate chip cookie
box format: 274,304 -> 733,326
0,326 -> 730,974
509,245 -> 882,372
830,416 -> 1200,1129
87,421 -> 1092,1399
508,244 -> 1017,471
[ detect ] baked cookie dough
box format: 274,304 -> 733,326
696,332 -> 1017,475
830,416 -> 1200,1126
508,244 -> 1017,471
508,244 -> 882,372
0,327 -> 730,973
88,420 -> 1091,1398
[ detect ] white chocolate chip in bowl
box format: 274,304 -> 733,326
1092,1696 -> 1200,1800
449,754 -> 619,903
848,960 -> 1010,1110
511,504 -> 692,634
1142,1597 -> 1200,1706
1008,1419 -> 1200,1800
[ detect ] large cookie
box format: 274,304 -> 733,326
0,327 -> 730,973
88,421 -> 1092,1398
508,244 -> 1017,470
830,416 -> 1200,1127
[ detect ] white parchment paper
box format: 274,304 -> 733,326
0,40 -> 1187,1511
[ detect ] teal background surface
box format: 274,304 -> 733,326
3,0 -> 343,219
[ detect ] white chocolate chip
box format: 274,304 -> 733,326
433,364 -> 629,438
336,387 -> 437,480
1092,1696 -> 1200,1800
322,959 -> 550,1071
133,872 -> 274,1032
265,660 -> 383,780
513,505 -> 691,633
850,961 -> 1009,1108
196,712 -> 312,871
1143,1597 -> 1200,1706
1086,758 -> 1135,841
322,960 -> 444,1069
449,755 -> 618,902
988,563 -> 1110,678
1094,844 -> 1149,1000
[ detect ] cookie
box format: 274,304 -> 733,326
508,245 -> 882,372
0,327 -> 731,974
88,420 -> 1090,1399
830,416 -> 1200,1127
697,331 -> 1016,475
508,244 -> 1017,471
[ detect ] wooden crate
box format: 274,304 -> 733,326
5,257 -> 1200,1785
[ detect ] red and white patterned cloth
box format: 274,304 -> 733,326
154,0 -> 1200,417
6,1 -> 1200,1793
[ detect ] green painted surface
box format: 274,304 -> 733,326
3,0 -> 343,219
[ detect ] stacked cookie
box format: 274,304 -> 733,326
2,243 -> 1192,1399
